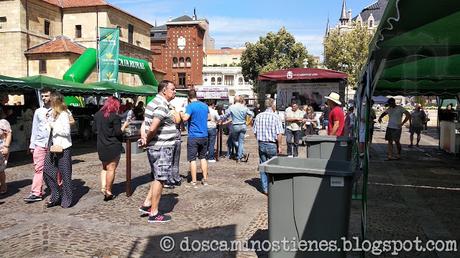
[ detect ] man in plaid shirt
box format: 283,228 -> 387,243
253,98 -> 283,195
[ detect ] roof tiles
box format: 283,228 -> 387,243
26,36 -> 86,55
41,0 -> 108,8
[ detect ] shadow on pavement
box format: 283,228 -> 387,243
161,193 -> 179,214
134,225 -> 237,258
6,151 -> 33,167
71,179 -> 90,206
112,173 -> 152,196
0,178 -> 31,199
7,140 -> 97,168
244,178 -> 264,194
248,229 -> 268,258
71,159 -> 85,165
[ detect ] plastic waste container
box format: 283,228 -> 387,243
260,157 -> 354,258
303,135 -> 352,161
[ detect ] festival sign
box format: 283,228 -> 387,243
98,27 -> 120,82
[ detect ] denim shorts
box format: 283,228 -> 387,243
187,137 -> 208,161
147,146 -> 174,182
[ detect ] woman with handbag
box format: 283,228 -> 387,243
93,97 -> 129,201
43,92 -> 73,208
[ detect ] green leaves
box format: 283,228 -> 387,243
324,24 -> 373,87
241,27 -> 315,95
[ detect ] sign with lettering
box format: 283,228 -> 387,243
98,27 -> 120,82
196,87 -> 229,99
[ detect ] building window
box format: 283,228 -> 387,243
179,57 -> 185,67
217,77 -> 222,85
128,24 -> 134,44
186,57 -> 191,67
75,25 -> 82,38
224,75 -> 234,86
0,17 -> 6,29
117,25 -> 122,37
238,77 -> 243,85
368,19 -> 374,28
172,57 -> 178,68
178,73 -> 186,87
39,60 -> 47,74
211,77 -> 216,85
44,20 -> 50,35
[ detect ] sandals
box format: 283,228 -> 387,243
103,193 -> 115,202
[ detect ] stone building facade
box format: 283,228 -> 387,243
204,48 -> 244,67
199,48 -> 255,103
0,0 -> 153,85
327,0 -> 388,35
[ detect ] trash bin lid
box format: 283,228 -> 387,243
260,157 -> 353,177
302,135 -> 352,143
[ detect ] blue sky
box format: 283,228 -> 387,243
108,0 -> 373,57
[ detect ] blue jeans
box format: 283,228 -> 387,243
207,128 -> 217,160
258,142 -> 277,193
232,124 -> 247,160
285,129 -> 301,157
226,133 -> 235,158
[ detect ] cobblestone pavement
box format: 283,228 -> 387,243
1,126 -> 459,257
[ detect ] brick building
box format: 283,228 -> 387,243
151,15 -> 214,89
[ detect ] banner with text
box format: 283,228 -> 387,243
98,27 -> 120,82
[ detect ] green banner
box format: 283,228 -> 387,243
98,27 -> 120,83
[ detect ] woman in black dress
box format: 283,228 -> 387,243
93,97 -> 129,201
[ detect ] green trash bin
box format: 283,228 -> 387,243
260,157 -> 354,258
303,135 -> 352,161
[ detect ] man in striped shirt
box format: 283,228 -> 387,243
253,98 -> 283,195
138,80 -> 177,223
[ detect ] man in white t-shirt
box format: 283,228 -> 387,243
378,98 -> 411,160
409,104 -> 426,147
207,102 -> 220,162
284,100 -> 305,157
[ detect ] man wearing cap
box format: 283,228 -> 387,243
378,98 -> 411,160
325,92 -> 345,136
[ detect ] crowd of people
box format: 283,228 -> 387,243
0,83 -> 439,223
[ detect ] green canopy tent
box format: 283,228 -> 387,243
0,75 -> 35,90
359,0 -> 460,97
355,0 -> 460,240
89,81 -> 188,105
88,81 -> 157,96
21,75 -> 114,94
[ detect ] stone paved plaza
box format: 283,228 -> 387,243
0,127 -> 459,257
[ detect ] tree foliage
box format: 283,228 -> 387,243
323,24 -> 373,88
241,27 -> 315,95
